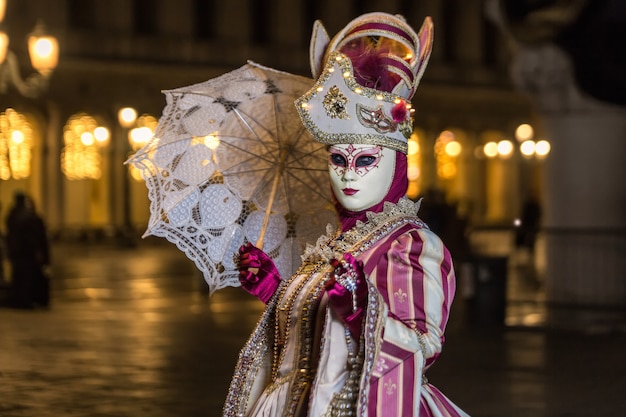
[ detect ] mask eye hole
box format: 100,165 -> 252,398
330,153 -> 347,167
355,155 -> 376,167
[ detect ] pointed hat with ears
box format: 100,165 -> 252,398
296,12 -> 434,154
309,12 -> 433,100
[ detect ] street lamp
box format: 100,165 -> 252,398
0,0 -> 59,98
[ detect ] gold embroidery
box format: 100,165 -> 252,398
323,86 -> 350,119
302,197 -> 427,264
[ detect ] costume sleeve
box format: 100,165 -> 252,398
367,226 -> 455,367
362,227 -> 455,415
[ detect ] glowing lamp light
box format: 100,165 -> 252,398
407,140 -> 419,155
497,140 -> 514,158
515,123 -> 534,142
80,132 -> 95,146
118,107 -> 138,128
520,140 -> 536,157
94,126 -> 110,145
28,22 -> 59,75
129,126 -> 152,149
11,130 -> 24,144
483,141 -> 498,158
444,141 -> 462,157
535,140 -> 551,157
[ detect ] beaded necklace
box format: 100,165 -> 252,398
272,261 -> 322,381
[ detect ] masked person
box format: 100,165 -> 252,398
224,12 -> 469,417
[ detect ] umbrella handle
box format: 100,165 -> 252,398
256,149 -> 288,250
255,170 -> 281,250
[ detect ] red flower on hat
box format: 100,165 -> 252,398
391,101 -> 409,123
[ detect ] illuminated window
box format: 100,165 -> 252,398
0,108 -> 33,180
61,113 -> 109,180
435,130 -> 462,180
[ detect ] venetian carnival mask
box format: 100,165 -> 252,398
328,143 -> 396,211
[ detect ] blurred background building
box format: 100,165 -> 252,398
0,0 -> 624,313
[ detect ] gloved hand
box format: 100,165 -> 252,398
238,242 -> 281,304
326,253 -> 368,338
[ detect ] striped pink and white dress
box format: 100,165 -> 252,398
356,223 -> 468,416
223,198 -> 470,417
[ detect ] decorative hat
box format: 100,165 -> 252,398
296,13 -> 433,154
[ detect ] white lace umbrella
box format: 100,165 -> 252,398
127,62 -> 336,294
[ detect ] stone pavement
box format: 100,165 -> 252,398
0,238 -> 625,417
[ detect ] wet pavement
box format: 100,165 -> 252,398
1,238 -> 625,417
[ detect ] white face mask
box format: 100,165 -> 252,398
328,144 -> 396,212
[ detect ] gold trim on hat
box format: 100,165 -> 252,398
295,51 -> 412,154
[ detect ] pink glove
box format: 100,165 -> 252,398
238,242 -> 281,304
326,253 -> 368,338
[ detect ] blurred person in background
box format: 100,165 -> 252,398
5,192 -> 51,309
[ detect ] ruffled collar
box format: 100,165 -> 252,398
302,197 -> 426,263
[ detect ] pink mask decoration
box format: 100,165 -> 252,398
329,144 -> 384,177
328,144 -> 395,213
